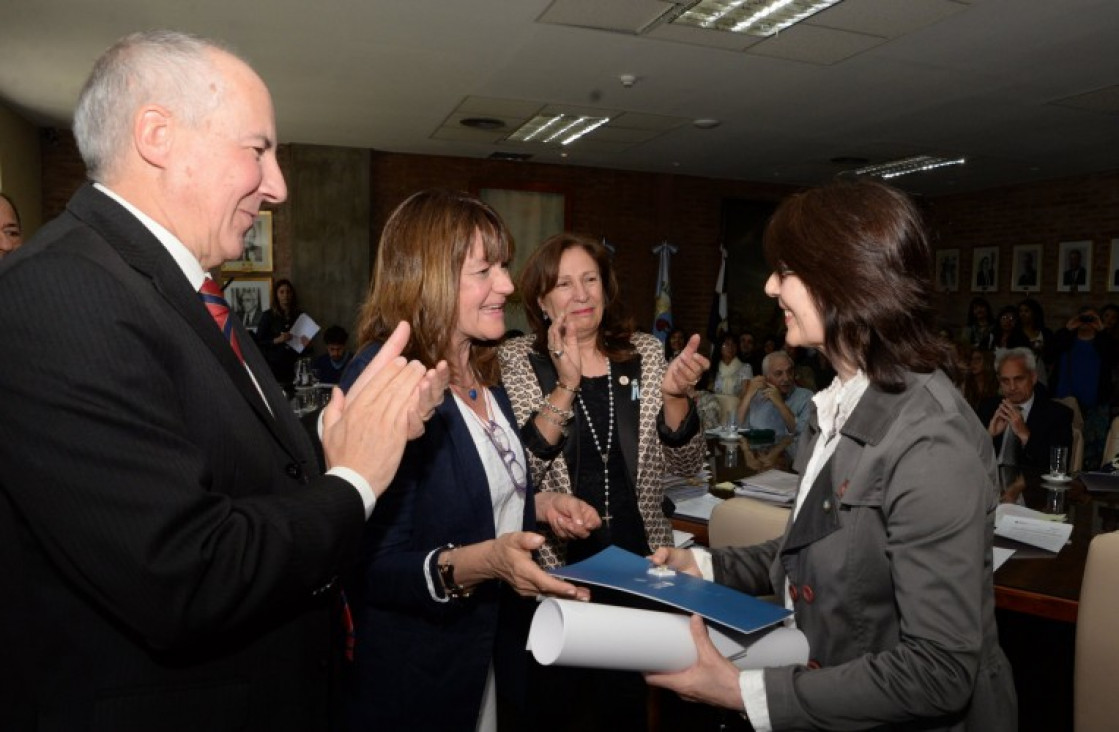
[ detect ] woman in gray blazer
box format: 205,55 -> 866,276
646,179 -> 1017,731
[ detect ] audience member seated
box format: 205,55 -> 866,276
664,326 -> 686,361
963,296 -> 995,351
736,329 -> 763,376
993,304 -> 1024,353
962,347 -> 998,413
735,349 -> 813,456
1017,298 -> 1054,385
0,192 -> 23,260
978,347 -> 1072,470
1052,307 -> 1116,468
698,332 -> 752,428
310,324 -> 352,385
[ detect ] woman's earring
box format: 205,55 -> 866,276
542,311 -> 550,323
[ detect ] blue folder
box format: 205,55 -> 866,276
548,545 -> 790,635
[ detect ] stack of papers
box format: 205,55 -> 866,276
994,503 -> 1072,554
672,493 -> 725,522
664,469 -> 716,521
734,469 -> 800,505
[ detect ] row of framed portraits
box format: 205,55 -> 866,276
935,239 -> 1119,294
221,211 -> 274,274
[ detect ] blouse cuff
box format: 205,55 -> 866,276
520,412 -> 567,459
656,398 -> 701,446
740,670 -> 772,732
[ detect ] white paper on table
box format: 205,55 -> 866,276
672,530 -> 695,548
528,598 -> 808,673
286,313 -> 320,353
672,493 -> 725,521
994,503 -> 1072,553
992,546 -> 1015,571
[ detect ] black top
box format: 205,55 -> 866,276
567,374 -> 648,563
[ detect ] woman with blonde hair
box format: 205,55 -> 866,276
341,190 -> 598,731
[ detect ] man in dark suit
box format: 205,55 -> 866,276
1063,248 -> 1087,288
0,30 -> 446,731
977,347 -> 1073,470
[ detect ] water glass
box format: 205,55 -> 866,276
1044,486 -> 1067,515
1049,445 -> 1069,478
724,412 -> 738,436
725,441 -> 739,469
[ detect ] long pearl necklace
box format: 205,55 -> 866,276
576,360 -> 615,526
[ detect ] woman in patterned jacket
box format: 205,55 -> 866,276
498,232 -> 708,731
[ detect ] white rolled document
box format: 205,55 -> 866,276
528,598 -> 808,673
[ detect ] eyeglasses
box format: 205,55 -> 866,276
483,419 -> 528,495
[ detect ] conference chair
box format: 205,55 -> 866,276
1074,531 -> 1119,732
1100,416 -> 1119,468
1053,396 -> 1084,473
708,497 -> 790,549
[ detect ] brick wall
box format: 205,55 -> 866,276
925,171 -> 1119,331
37,127 -> 1119,346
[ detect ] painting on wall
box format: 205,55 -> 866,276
1108,239 -> 1119,293
1057,240 -> 1092,293
225,276 -> 271,333
1011,244 -> 1042,293
971,246 -> 998,293
222,211 -> 273,273
478,186 -> 567,335
935,249 -> 959,293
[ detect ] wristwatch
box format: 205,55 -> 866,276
437,545 -> 473,600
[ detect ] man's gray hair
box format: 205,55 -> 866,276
995,347 -> 1037,374
73,30 -> 238,182
762,349 -> 793,376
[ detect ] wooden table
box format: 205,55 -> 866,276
993,467 -> 1119,623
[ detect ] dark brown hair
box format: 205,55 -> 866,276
763,179 -> 957,391
354,189 -> 512,385
518,233 -> 635,362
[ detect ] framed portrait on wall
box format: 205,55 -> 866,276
222,211 -> 273,273
971,246 -> 998,293
1108,239 -> 1119,293
224,276 -> 271,333
1057,240 -> 1092,293
477,185 -> 567,334
934,249 -> 959,292
1011,244 -> 1042,293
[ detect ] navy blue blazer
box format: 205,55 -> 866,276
340,344 -> 536,732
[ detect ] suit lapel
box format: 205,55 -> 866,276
438,392 -> 500,536
781,457 -> 840,558
68,185 -> 302,459
613,356 -> 641,486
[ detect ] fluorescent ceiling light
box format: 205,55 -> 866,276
852,155 -> 967,180
506,114 -> 611,146
672,0 -> 844,37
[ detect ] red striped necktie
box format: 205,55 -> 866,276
199,278 -> 244,363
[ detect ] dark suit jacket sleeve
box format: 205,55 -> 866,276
1022,399 -> 1073,468
0,245 -> 364,651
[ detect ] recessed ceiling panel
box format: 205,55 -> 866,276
1049,85 -> 1119,114
747,23 -> 886,64
805,0 -> 970,39
537,0 -> 676,33
644,21 -> 763,50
